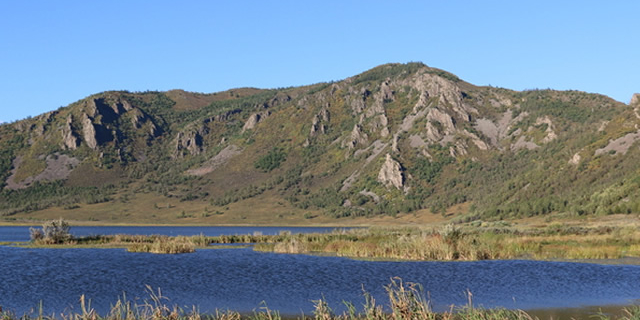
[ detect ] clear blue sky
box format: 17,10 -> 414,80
1,1 -> 638,123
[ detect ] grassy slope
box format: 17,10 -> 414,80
2,63 -> 640,226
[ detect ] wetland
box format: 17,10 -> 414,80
2,224 -> 640,319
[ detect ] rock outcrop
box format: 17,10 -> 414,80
594,129 -> 640,156
425,107 -> 456,144
343,124 -> 368,149
349,88 -> 370,114
242,111 -> 271,132
205,109 -> 242,123
61,115 -> 79,150
129,108 -> 160,137
268,93 -> 291,108
631,93 -> 640,106
82,114 -> 99,150
378,153 -> 404,189
310,107 -> 330,136
365,80 -> 392,137
569,153 -> 582,165
535,116 -> 558,143
174,129 -> 204,158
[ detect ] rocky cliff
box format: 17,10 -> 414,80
1,63 -> 639,222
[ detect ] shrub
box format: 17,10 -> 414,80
29,227 -> 44,241
30,218 -> 72,244
254,147 -> 287,172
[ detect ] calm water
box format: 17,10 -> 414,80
1,227 -> 640,317
0,226 -> 343,243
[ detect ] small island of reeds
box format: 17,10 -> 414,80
22,219 -> 640,261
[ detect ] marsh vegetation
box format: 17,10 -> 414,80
24,220 -> 640,260
1,278 -> 639,320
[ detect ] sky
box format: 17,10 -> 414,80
1,1 -> 639,123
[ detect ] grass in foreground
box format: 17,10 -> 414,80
2,278 -> 638,320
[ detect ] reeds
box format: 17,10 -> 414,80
127,236 -> 195,254
251,225 -> 640,262
4,278 -> 639,320
26,225 -> 640,260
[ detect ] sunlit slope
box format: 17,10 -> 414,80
1,63 -> 639,224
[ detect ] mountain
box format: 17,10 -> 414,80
2,62 -> 640,224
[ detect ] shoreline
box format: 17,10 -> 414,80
7,241 -> 640,267
6,218 -> 640,262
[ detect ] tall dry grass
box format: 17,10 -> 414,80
29,224 -> 640,260
253,225 -> 640,262
6,279 -> 639,320
127,236 -> 195,254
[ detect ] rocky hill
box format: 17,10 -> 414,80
2,62 -> 640,224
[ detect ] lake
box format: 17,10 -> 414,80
0,226 -> 343,243
1,226 -> 639,317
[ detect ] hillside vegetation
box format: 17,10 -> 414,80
1,62 -> 640,224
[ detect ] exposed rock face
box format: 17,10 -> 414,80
511,136 -> 539,151
474,110 -> 527,148
82,114 -> 99,150
631,93 -> 640,106
92,97 -> 133,123
85,99 -> 98,118
174,130 -> 204,158
462,130 -> 489,150
380,79 -> 394,101
130,108 -> 160,137
242,111 -> 271,132
401,72 -> 475,121
346,82 -> 392,138
130,109 -> 146,129
535,116 -> 557,143
349,88 -> 370,114
425,107 -> 456,144
595,129 -> 640,156
75,96 -> 148,150
268,93 -> 291,108
310,107 -> 330,136
364,80 -> 392,137
205,109 -> 242,123
409,135 -> 428,148
343,124 -> 368,149
5,153 -> 80,190
450,140 -> 469,157
569,153 -> 582,165
61,115 -> 79,150
187,144 -> 243,176
378,153 -> 404,189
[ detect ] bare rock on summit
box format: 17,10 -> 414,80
378,153 -> 404,189
631,93 -> 640,106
